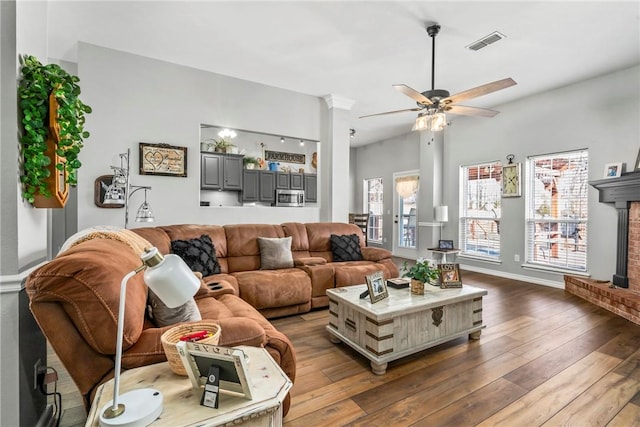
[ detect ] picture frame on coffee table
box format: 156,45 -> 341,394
365,271 -> 388,303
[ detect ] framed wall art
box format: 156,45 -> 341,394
139,142 -> 187,177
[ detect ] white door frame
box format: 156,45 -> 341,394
392,170 -> 419,260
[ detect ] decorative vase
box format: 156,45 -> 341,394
410,279 -> 425,295
246,163 -> 255,170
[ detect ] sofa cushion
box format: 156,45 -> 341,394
258,236 -> 294,270
171,234 -> 221,276
147,289 -> 201,327
330,234 -> 363,262
232,269 -> 312,310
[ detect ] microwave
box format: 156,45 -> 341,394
275,189 -> 305,207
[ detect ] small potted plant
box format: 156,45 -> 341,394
243,156 -> 260,169
214,139 -> 233,153
402,258 -> 440,295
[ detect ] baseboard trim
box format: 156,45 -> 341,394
459,263 -> 565,289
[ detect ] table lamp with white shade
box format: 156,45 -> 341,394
99,247 -> 200,427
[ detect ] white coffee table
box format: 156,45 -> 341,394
85,346 -> 291,427
326,284 -> 487,374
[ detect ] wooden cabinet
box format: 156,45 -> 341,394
201,153 -> 243,191
259,171 -> 276,203
290,173 -> 304,190
276,172 -> 290,189
304,174 -> 317,202
242,170 -> 259,202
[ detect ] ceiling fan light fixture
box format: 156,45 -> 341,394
412,111 -> 447,132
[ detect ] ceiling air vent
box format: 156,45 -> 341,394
466,31 -> 506,51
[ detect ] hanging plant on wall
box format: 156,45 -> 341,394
18,55 -> 92,206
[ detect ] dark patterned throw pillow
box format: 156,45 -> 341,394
330,234 -> 363,262
170,234 -> 221,276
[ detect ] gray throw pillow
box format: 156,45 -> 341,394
147,289 -> 202,327
258,236 -> 294,270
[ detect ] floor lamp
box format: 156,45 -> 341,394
99,247 -> 200,427
103,149 -> 154,228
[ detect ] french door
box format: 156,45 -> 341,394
392,171 -> 419,259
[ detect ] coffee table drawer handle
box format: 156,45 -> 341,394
345,318 -> 357,332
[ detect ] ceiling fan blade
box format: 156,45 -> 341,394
442,78 -> 516,105
393,84 -> 433,105
359,107 -> 422,119
446,105 -> 500,117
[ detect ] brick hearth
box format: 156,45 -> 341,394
565,202 -> 640,325
565,275 -> 640,325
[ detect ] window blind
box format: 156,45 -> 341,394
525,150 -> 588,271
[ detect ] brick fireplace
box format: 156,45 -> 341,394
565,172 -> 640,324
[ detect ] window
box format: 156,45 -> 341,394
364,178 -> 383,243
526,150 -> 588,271
459,161 -> 502,259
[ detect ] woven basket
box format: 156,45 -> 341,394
410,279 -> 425,295
160,322 -> 221,376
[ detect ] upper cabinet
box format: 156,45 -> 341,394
201,153 -> 243,191
304,174 -> 317,202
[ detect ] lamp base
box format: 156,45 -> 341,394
99,388 -> 163,427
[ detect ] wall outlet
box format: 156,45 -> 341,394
514,254 -> 520,262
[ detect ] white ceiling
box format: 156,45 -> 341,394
46,1 -> 640,146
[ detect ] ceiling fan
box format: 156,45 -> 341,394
360,24 -> 517,131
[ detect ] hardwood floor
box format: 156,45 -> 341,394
51,270 -> 640,426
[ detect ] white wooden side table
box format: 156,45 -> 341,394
85,346 -> 291,427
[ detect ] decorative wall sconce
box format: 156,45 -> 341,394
103,149 -> 154,228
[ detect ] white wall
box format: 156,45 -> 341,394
352,132 -> 421,248
77,43 -> 324,229
1,2 -> 49,425
444,65 -> 639,286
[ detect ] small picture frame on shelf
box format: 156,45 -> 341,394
365,271 -> 388,303
634,148 -> 640,172
603,162 -> 623,179
439,263 -> 462,288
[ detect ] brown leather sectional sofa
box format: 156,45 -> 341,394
25,222 -> 398,416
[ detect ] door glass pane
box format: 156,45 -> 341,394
399,193 -> 417,248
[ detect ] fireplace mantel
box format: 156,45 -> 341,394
590,171 -> 640,287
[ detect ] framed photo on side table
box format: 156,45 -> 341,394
176,341 -> 253,399
439,263 -> 462,288
365,271 -> 388,303
634,148 -> 640,172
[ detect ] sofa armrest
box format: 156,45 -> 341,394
362,246 -> 393,262
294,257 -> 328,266
216,317 -> 267,347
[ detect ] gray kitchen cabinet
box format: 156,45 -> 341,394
259,171 -> 276,203
276,172 -> 290,189
200,153 -> 243,191
304,174 -> 317,202
290,173 -> 304,190
242,170 -> 259,202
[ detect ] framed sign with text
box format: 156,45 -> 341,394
139,142 -> 187,177
264,150 -> 305,164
